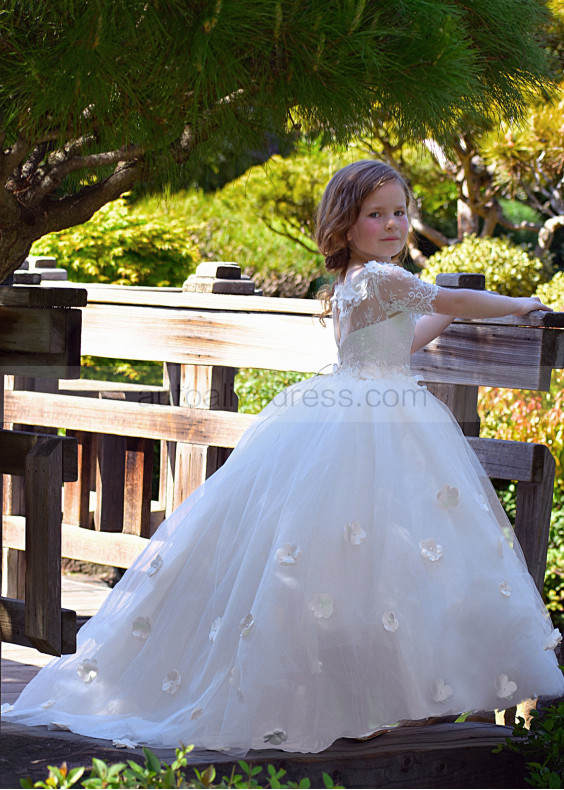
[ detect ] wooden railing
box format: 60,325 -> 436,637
2,274 -> 564,602
0,286 -> 83,680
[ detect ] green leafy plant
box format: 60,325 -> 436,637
20,745 -> 342,789
421,234 -> 553,296
31,198 -> 200,287
492,698 -> 564,788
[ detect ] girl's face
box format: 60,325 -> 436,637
346,181 -> 409,264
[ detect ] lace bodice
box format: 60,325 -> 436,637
331,261 -> 439,376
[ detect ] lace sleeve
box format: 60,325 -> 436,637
368,262 -> 439,315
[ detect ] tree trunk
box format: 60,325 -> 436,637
0,230 -> 35,283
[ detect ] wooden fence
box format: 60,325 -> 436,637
2,273 -> 564,605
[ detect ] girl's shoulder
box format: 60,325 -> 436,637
333,261 -> 405,299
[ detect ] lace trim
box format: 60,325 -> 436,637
331,260 -> 439,318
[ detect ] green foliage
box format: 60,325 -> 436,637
138,186 -> 322,298
492,700 -> 564,788
30,199 -> 200,287
479,375 -> 564,628
421,234 -> 553,296
235,370 -> 313,415
537,271 -> 564,311
20,745 -> 342,789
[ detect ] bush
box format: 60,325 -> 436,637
30,198 -> 200,287
493,700 -> 564,788
479,377 -> 564,629
536,270 -> 564,310
20,744 -> 342,789
421,234 -> 553,296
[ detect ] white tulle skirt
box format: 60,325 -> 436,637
4,370 -> 563,754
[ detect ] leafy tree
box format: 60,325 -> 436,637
0,0 -> 555,281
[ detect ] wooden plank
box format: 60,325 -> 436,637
0,598 -> 76,654
3,517 -> 148,569
123,437 -> 153,538
0,286 -> 87,308
0,429 -> 77,480
45,281 -> 564,326
0,306 -> 68,354
63,431 -> 94,528
78,303 -> 562,386
425,383 -> 480,436
514,447 -> 555,592
414,324 -> 556,390
0,308 -> 82,379
4,391 -> 255,447
94,434 -> 126,533
467,437 -> 547,483
24,438 -> 63,655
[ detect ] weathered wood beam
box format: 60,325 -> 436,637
0,597 -> 76,654
3,517 -> 148,569
467,437 -> 551,483
0,429 -> 78,480
76,303 -> 562,388
4,391 -> 255,447
0,286 -> 87,308
0,308 -> 81,378
24,438 -> 63,655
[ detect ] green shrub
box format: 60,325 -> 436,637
536,270 -> 564,310
31,198 -> 200,287
479,377 -> 564,628
493,700 -> 564,788
20,744 -> 342,789
421,234 -> 553,296
234,369 -> 313,414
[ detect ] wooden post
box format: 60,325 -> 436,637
24,437 -> 63,655
63,430 -> 94,528
424,273 -> 485,437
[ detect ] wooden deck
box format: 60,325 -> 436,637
1,574 -> 529,789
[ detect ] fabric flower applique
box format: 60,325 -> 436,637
49,722 -> 71,731
476,494 -> 490,512
162,670 -> 182,695
499,581 -> 512,597
209,617 -> 222,642
432,679 -> 453,703
239,613 -> 255,638
229,666 -> 244,701
263,729 -> 288,745
77,659 -> 98,684
41,699 -> 55,710
437,485 -> 459,509
1,703 -> 14,714
419,538 -> 443,562
191,708 -> 203,721
495,674 -> 517,700
544,629 -> 562,651
132,616 -> 152,640
113,739 -> 137,749
344,521 -> 367,545
382,611 -> 399,633
147,554 -> 163,577
275,544 -> 301,565
309,593 -> 334,619
311,660 -> 323,674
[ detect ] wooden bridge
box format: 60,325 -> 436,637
0,266 -> 562,787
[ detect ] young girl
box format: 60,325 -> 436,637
4,160 -> 563,755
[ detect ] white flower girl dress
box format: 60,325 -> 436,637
4,261 -> 564,754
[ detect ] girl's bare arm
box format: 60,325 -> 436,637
411,289 -> 552,354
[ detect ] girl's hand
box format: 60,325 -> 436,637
511,296 -> 553,316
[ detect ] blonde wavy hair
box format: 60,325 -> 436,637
315,160 -> 412,322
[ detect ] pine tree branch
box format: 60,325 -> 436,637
535,215 -> 564,258
36,160 -> 142,236
29,144 -> 145,206
0,136 -> 28,183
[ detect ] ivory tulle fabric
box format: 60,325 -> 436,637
4,261 -> 563,754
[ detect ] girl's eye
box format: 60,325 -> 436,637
395,210 -> 406,216
369,212 -> 380,217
